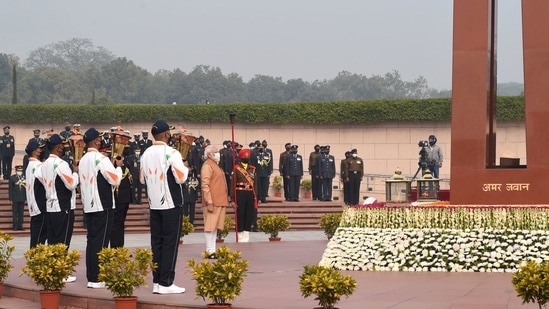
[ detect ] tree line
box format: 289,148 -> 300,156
0,38 -> 484,105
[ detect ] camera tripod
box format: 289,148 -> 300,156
411,161 -> 428,181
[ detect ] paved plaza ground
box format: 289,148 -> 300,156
1,231 -> 537,309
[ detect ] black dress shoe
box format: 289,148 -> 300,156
261,200 -> 267,203
207,253 -> 217,259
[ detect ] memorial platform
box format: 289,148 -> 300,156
1,231 -> 535,309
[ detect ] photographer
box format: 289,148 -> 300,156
425,135 -> 443,178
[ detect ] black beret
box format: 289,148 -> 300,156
83,128 -> 105,143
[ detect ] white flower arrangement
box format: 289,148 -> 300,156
319,206 -> 549,272
340,205 -> 549,230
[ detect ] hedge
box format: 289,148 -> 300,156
0,96 -> 524,125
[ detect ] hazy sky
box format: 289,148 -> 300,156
1,0 -> 524,90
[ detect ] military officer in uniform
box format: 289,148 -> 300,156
138,130 -> 153,154
1,126 -> 15,180
261,140 -> 273,159
129,146 -> 142,204
59,123 -> 73,139
219,140 -> 233,191
308,144 -> 321,200
344,149 -> 364,205
100,130 -> 112,149
278,142 -> 292,201
260,140 -> 273,197
315,145 -> 336,201
232,148 -> 257,242
23,129 -> 45,171
284,145 -> 303,202
130,134 -> 140,155
28,129 -> 44,144
340,151 -> 352,205
9,165 -> 26,230
252,144 -> 273,204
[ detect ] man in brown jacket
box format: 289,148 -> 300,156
201,145 -> 232,258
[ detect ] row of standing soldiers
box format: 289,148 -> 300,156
307,145 -> 365,205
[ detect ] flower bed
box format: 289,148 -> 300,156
341,205 -> 549,230
319,206 -> 549,272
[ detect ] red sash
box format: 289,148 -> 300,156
235,165 -> 258,209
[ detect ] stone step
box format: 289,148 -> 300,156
0,180 -> 343,235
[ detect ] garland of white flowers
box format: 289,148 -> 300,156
340,205 -> 549,230
319,206 -> 549,272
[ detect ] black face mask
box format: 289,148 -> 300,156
262,143 -> 267,148
429,141 -> 435,146
39,151 -> 47,161
291,151 -> 297,154
258,149 -> 264,153
285,147 -> 291,151
241,158 -> 249,164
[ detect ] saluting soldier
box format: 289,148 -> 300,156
0,126 -> 15,180
344,149 -> 364,205
315,145 -> 336,201
284,145 -> 303,202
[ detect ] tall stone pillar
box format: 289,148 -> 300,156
450,0 -> 549,204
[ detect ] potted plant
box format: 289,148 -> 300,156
180,215 -> 195,244
272,175 -> 283,197
98,247 -> 156,309
0,231 -> 15,298
319,212 -> 342,239
187,246 -> 249,309
257,214 -> 290,241
217,215 -> 235,243
301,179 -> 313,198
299,265 -> 357,309
512,260 -> 549,308
20,243 -> 81,309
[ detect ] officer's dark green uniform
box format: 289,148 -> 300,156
9,165 -> 27,230
0,126 -> 15,180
